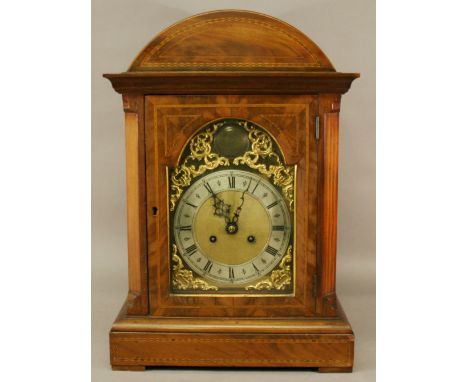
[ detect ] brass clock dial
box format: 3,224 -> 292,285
169,118 -> 295,294
173,169 -> 291,286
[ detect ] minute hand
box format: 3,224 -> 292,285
230,188 -> 248,224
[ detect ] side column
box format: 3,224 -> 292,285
122,94 -> 148,315
317,94 -> 341,316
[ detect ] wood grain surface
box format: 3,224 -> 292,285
104,71 -> 359,95
128,10 -> 334,72
121,94 -> 148,315
110,297 -> 353,371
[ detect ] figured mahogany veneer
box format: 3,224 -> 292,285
104,9 -> 359,372
128,10 -> 334,72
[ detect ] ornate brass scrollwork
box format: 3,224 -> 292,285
171,245 -> 218,291
233,121 -> 294,211
169,123 -> 230,211
245,246 -> 293,291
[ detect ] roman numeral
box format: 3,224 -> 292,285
184,201 -> 197,208
272,225 -> 285,231
178,225 -> 192,231
228,176 -> 235,188
185,244 -> 197,256
203,181 -> 214,195
252,179 -> 261,194
252,263 -> 260,274
267,200 -> 279,209
265,245 -> 278,256
229,267 -> 235,279
203,261 -> 213,273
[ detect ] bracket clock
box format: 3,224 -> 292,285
104,10 -> 359,372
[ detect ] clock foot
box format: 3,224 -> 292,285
318,366 -> 353,373
112,365 -> 146,371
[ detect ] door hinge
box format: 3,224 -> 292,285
315,115 -> 320,140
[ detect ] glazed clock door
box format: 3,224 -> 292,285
146,95 -> 319,318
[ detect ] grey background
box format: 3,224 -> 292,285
92,0 -> 375,381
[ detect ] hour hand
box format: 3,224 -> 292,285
203,181 -> 231,221
213,197 -> 231,221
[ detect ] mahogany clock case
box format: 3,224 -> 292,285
101,9 -> 362,373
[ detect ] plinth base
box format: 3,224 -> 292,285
110,299 -> 354,371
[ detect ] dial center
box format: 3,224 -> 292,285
193,190 -> 271,265
226,223 -> 238,234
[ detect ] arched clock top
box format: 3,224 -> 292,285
129,10 -> 335,72
104,10 -> 358,94
169,119 -> 295,212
